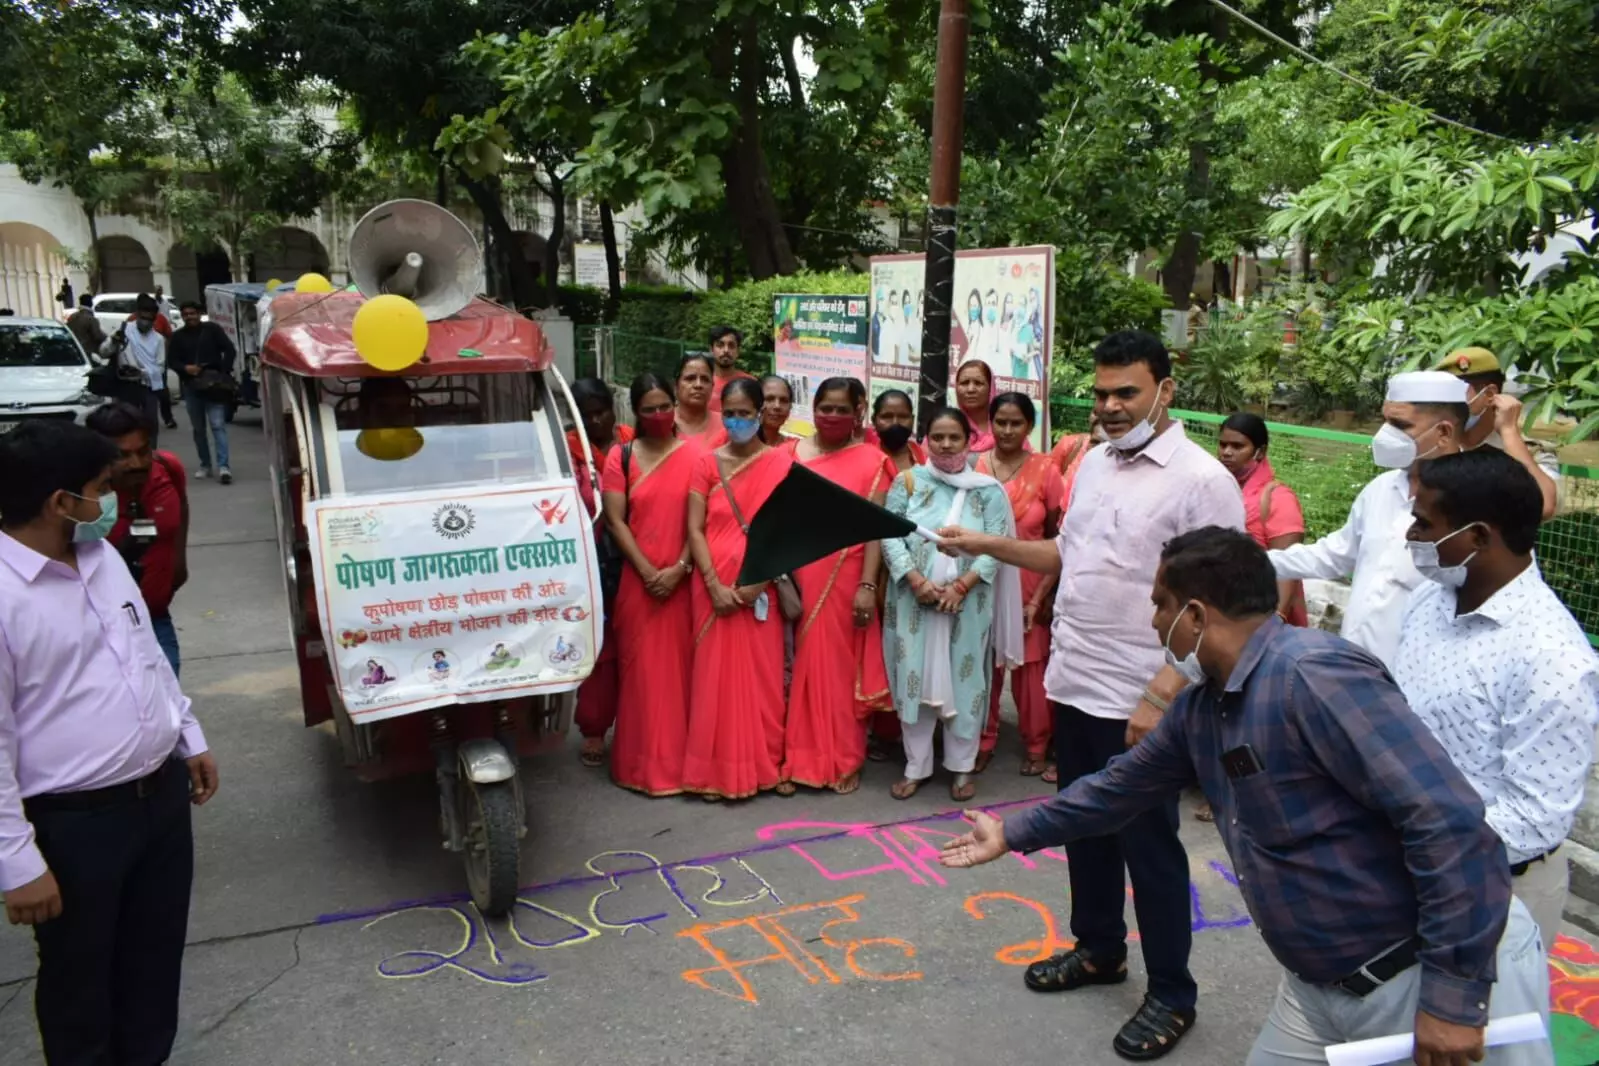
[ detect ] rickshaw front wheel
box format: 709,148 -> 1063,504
461,777 -> 521,917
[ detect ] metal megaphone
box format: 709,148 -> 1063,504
348,199 -> 483,321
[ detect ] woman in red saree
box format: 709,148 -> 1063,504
601,373 -> 696,795
566,378 -> 635,766
758,374 -> 793,445
973,393 -> 1063,778
782,378 -> 895,794
683,378 -> 790,799
674,353 -> 727,448
954,359 -> 998,452
863,387 -> 923,760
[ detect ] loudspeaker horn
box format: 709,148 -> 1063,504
349,199 -> 483,321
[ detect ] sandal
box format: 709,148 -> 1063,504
1194,802 -> 1214,823
774,781 -> 797,797
949,773 -> 976,802
1113,994 -> 1195,1061
890,778 -> 923,800
579,741 -> 605,768
831,772 -> 861,796
1023,947 -> 1128,993
1019,757 -> 1048,777
1041,763 -> 1058,785
973,749 -> 994,774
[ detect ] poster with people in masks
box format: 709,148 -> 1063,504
867,247 -> 1055,401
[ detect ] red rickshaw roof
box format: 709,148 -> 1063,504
260,292 -> 553,378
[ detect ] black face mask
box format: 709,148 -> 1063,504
878,424 -> 913,452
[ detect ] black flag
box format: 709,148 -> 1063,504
736,462 -> 916,586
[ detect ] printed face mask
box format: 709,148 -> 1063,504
930,449 -> 970,474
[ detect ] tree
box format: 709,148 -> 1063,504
155,73 -> 360,279
0,2 -> 177,288
229,0 -> 551,307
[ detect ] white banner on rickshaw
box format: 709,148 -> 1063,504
304,481 -> 603,723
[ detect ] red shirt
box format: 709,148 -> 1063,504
108,452 -> 186,617
706,370 -> 756,414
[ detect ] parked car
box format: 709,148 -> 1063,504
92,292 -> 184,338
0,317 -> 98,435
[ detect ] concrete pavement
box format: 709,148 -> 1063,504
1,404 -> 1596,1065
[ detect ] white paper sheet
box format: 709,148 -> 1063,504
1324,1012 -> 1546,1066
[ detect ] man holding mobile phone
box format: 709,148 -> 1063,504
941,527 -> 1550,1066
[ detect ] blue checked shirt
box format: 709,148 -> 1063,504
1005,618 -> 1511,1027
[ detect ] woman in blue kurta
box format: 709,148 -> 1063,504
881,408 -> 1021,802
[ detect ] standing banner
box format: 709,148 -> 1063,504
868,246 -> 1055,448
772,293 -> 870,435
304,482 -> 602,723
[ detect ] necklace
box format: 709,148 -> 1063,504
988,452 -> 1025,483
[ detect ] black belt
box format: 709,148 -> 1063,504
1331,936 -> 1421,998
1511,845 -> 1560,878
23,757 -> 177,814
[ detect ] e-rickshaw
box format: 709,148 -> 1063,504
258,200 -> 602,916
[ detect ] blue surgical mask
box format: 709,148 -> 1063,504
68,490 -> 119,543
723,416 -> 760,445
985,308 -> 998,324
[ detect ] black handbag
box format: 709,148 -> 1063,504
195,367 -> 239,404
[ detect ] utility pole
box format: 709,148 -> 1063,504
916,0 -> 971,434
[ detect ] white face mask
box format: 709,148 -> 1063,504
1464,388 -> 1491,432
1407,522 -> 1483,588
1371,422 -> 1443,470
1162,601 -> 1207,685
1107,382 -> 1170,454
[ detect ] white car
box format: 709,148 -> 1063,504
92,292 -> 183,339
0,317 -> 99,435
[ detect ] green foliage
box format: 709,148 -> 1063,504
616,288 -> 703,348
693,271 -> 869,357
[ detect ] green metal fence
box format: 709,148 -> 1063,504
588,326 -> 1599,645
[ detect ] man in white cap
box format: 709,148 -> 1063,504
1269,371 -> 1468,669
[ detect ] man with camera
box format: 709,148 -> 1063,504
85,402 -> 191,674
167,299 -> 237,484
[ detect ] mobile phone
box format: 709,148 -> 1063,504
1221,744 -> 1264,780
753,590 -> 769,623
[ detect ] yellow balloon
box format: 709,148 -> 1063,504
265,278 -> 283,292
295,272 -> 334,293
352,295 -> 429,371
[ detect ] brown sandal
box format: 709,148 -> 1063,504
774,781 -> 797,796
1020,757 -> 1048,777
831,772 -> 861,796
891,778 -> 923,800
579,740 -> 605,768
950,773 -> 976,802
1042,763 -> 1058,785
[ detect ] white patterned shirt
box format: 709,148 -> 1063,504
1393,564 -> 1599,864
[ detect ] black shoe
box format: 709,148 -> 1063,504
163,420 -> 178,430
1023,946 -> 1128,992
1113,994 -> 1195,1061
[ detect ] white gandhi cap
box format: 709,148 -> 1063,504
1385,370 -> 1469,404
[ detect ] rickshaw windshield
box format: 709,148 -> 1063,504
316,373 -> 549,497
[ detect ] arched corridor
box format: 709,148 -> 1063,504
0,222 -> 71,318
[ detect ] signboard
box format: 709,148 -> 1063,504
772,294 -> 870,435
304,482 -> 602,723
868,246 -> 1055,447
574,242 -> 622,289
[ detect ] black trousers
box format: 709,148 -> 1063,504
1054,702 -> 1198,1012
156,386 -> 173,426
26,758 -> 194,1066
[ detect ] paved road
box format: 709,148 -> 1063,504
0,406 -> 1592,1065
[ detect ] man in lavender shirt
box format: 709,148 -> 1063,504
0,420 -> 219,1065
940,330 -> 1244,1061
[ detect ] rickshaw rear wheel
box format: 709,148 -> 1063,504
461,778 -> 521,917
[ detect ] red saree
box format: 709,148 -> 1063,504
782,443 -> 895,788
602,441 -> 696,795
570,426 -> 635,743
683,446 -> 791,798
975,452 -> 1063,761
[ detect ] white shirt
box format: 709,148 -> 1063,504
121,322 -> 166,392
1046,423 -> 1246,720
1269,468 -> 1417,669
1393,565 -> 1599,864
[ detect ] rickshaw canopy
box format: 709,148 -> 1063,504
260,291 -> 553,378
